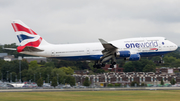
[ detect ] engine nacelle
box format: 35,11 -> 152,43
125,54 -> 141,61
115,50 -> 130,57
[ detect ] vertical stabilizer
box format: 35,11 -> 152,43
11,20 -> 50,47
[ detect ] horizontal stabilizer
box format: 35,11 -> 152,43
3,48 -> 17,50
23,46 -> 44,52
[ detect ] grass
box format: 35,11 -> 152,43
0,90 -> 180,101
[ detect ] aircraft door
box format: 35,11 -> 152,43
51,50 -> 56,56
86,48 -> 90,54
158,41 -> 162,50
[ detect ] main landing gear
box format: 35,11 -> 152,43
93,60 -> 116,69
159,55 -> 164,63
93,62 -> 105,69
110,62 -> 116,68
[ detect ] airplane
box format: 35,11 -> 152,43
8,20 -> 178,68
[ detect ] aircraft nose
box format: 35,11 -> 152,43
173,43 -> 178,50
175,44 -> 178,50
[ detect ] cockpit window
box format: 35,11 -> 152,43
165,38 -> 167,40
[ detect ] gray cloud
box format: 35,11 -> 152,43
1,0 -> 180,46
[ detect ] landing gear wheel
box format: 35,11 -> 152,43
110,65 -> 114,68
101,63 -> 105,67
93,64 -> 101,69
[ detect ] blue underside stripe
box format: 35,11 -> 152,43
50,51 -> 173,61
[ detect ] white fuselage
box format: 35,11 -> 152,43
21,37 -> 177,61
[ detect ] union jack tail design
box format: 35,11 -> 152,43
11,20 -> 49,52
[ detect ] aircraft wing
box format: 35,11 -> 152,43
3,48 -> 17,50
99,38 -> 118,63
99,39 -> 118,52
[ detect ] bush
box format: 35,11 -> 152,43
130,81 -> 139,87
51,77 -> 57,87
37,78 -> 43,87
83,77 -> 90,86
141,83 -> 147,87
170,78 -> 176,85
114,83 -> 121,87
65,76 -> 75,86
161,78 -> 164,85
107,84 -> 114,87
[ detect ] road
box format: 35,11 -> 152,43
0,87 -> 180,92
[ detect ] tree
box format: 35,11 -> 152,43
123,59 -> 156,72
141,83 -> 147,87
65,76 -> 75,86
29,61 -> 39,70
160,78 -> 164,85
59,67 -> 74,75
107,84 -> 114,87
83,77 -> 90,86
95,69 -> 105,73
123,62 -> 135,72
51,77 -> 57,87
114,83 -> 121,87
44,62 -> 55,68
37,78 -> 43,87
130,81 -> 139,87
163,56 -> 176,67
143,64 -> 156,72
170,78 -> 176,85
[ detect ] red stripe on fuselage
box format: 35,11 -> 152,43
12,23 -> 37,35
150,48 -> 158,50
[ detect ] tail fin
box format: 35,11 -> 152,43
11,20 -> 50,47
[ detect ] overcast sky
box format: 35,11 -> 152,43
1,0 -> 180,46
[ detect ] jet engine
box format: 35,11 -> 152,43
115,50 -> 131,57
125,54 -> 141,61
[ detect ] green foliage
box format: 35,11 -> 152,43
143,64 -> 156,72
170,78 -> 176,85
130,81 -> 139,86
160,78 -> 164,85
114,83 -> 121,87
29,61 -> 39,70
51,77 -> 57,87
59,67 -> 74,75
107,84 -> 114,87
0,43 -> 30,58
123,59 -> 156,72
141,83 -> 147,87
65,76 -> 75,86
37,78 -> 43,87
44,62 -> 55,68
83,77 -> 90,86
95,69 -> 105,73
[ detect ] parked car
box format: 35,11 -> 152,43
62,84 -> 71,88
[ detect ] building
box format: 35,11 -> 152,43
102,64 -> 124,72
73,72 -> 180,87
156,67 -> 180,74
3,55 -> 16,61
0,53 -> 8,59
23,57 -> 47,63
